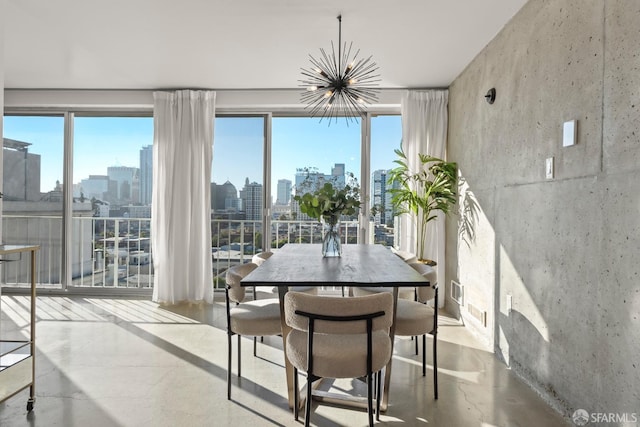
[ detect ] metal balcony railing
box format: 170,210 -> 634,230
1,216 -> 372,293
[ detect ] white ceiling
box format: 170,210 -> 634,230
3,0 -> 527,91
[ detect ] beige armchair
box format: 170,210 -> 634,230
353,261 -> 439,398
225,262 -> 282,400
284,292 -> 394,427
394,262 -> 439,398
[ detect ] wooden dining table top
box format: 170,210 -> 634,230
241,243 -> 428,287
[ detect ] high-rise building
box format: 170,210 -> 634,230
331,163 -> 345,179
293,163 -> 346,220
139,145 -> 153,205
276,179 -> 292,205
107,166 -> 139,206
2,138 -> 41,201
239,178 -> 263,221
80,175 -> 110,201
372,169 -> 394,226
2,138 -> 93,284
211,181 -> 239,211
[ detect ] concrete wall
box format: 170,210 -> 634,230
447,0 -> 639,418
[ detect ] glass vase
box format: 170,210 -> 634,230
321,217 -> 342,257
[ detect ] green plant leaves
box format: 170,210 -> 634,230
293,171 -> 361,224
388,146 -> 457,259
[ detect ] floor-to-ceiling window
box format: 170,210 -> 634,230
2,107 -> 399,293
211,116 -> 265,288
2,114 -> 65,288
271,116 -> 362,247
370,114 -> 403,245
71,115 -> 154,289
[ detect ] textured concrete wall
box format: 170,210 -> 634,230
447,0 -> 639,418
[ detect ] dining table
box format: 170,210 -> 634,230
240,243 -> 430,412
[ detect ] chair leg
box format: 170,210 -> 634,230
305,376 -> 313,427
415,336 -> 419,355
237,334 -> 242,378
367,370 -> 374,427
422,334 -> 426,377
253,336 -> 257,357
433,335 -> 438,400
376,370 -> 382,421
227,333 -> 232,400
294,368 -> 299,421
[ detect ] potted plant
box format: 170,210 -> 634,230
388,146 -> 457,264
293,172 -> 360,257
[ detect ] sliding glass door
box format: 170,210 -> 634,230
2,114 -> 65,288
211,116 -> 266,288
71,115 -> 154,290
271,117 -> 362,247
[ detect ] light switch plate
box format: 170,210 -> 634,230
563,120 -> 577,147
546,157 -> 554,179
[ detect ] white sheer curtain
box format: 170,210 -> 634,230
152,90 -> 215,305
400,90 -> 448,306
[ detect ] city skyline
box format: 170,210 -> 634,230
3,115 -> 402,203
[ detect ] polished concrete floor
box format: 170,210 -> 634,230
0,294 -> 570,427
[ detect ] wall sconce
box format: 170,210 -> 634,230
484,88 -> 496,104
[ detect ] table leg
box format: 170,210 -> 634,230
29,249 -> 37,410
278,286 -> 296,409
381,287 -> 399,412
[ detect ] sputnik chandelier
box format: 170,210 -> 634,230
300,15 -> 381,125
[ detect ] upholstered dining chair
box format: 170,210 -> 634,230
225,262 -> 282,400
393,262 -> 439,399
284,292 -> 394,427
353,262 -> 439,398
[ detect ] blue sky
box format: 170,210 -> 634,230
213,115 -> 402,195
4,114 -> 401,199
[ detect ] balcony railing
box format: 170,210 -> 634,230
1,215 -> 380,293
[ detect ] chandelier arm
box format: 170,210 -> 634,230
306,98 -> 329,116
299,69 -> 328,84
348,86 -> 378,98
342,93 -> 364,118
348,57 -> 379,80
322,45 -> 339,82
314,50 -> 336,80
341,42 -> 353,76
